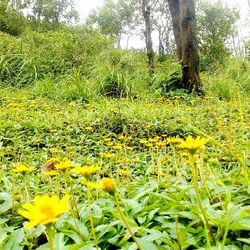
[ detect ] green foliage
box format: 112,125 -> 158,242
0,90 -> 249,249
0,28 -> 111,86
0,1 -> 28,36
87,49 -> 149,98
30,0 -> 79,24
87,0 -> 137,45
197,0 -> 240,70
202,58 -> 250,98
153,60 -> 183,96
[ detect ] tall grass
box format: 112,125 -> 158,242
1,29 -> 250,101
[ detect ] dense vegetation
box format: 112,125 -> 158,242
0,0 -> 250,249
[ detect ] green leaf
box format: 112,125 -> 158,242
137,238 -> 159,250
237,238 -> 250,244
3,228 -> 24,250
230,218 -> 250,230
65,218 -> 89,240
91,203 -> 102,219
0,192 -> 12,214
54,233 -> 66,250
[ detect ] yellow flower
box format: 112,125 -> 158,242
120,169 -> 130,176
19,194 -> 70,229
87,181 -> 102,189
100,153 -> 116,159
49,147 -> 59,154
155,142 -> 166,148
139,139 -> 148,144
126,146 -> 133,151
166,138 -> 182,144
113,144 -> 122,150
71,165 -> 99,178
118,135 -> 132,140
55,159 -> 73,170
13,165 -> 34,174
148,137 -> 160,143
43,170 -> 59,177
30,100 -> 38,105
85,126 -> 93,131
177,136 -> 208,155
102,138 -> 112,142
66,146 -> 74,151
46,157 -> 61,164
102,178 -> 115,195
80,178 -> 102,188
7,103 -> 23,109
34,138 -> 42,143
68,101 -> 75,106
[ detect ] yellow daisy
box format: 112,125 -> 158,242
19,194 -> 70,229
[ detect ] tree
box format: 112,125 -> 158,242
142,0 -> 154,74
152,0 -> 175,57
0,0 -> 28,35
87,0 -> 137,47
167,0 -> 202,93
197,0 -> 239,69
30,0 -> 78,24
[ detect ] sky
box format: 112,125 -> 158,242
76,0 -> 103,21
75,0 -> 250,49
76,0 -> 249,20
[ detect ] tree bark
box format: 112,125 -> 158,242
142,0 -> 154,74
167,0 -> 182,61
158,25 -> 165,57
167,0 -> 202,93
179,0 -> 201,92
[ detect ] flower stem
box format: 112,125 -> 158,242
114,193 -> 143,250
46,224 -> 54,250
87,186 -> 99,250
190,155 -> 211,249
175,215 -> 181,250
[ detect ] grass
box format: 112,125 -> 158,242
0,85 -> 249,249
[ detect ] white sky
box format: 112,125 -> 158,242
75,0 -> 249,49
76,0 -> 249,20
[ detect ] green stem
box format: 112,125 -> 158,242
87,186 -> 99,250
189,125 -> 249,185
114,193 -> 143,250
221,221 -> 230,248
175,215 -> 181,250
46,224 -> 54,250
191,155 -> 211,249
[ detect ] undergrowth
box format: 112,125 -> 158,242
0,88 -> 249,249
0,29 -> 250,250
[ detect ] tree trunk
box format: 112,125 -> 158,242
167,0 -> 202,93
158,26 -> 165,57
167,0 -> 182,61
142,0 -> 154,74
179,0 -> 201,92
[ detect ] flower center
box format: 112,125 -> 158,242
40,204 -> 55,218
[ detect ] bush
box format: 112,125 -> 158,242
153,60 -> 183,95
0,2 -> 28,36
0,27 -> 112,86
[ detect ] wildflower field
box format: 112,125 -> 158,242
0,88 -> 249,250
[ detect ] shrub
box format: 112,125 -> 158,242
0,27 -> 112,86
